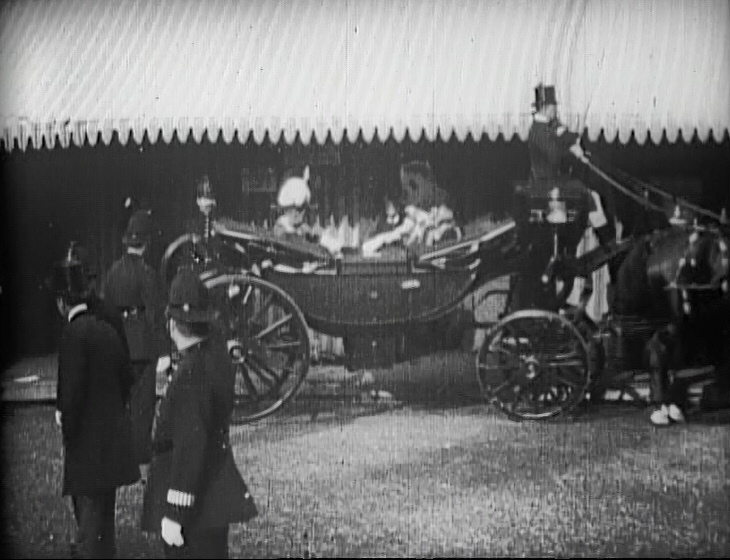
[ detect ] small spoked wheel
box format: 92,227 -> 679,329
476,309 -> 590,421
205,274 -> 311,424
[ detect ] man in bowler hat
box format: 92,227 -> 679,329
142,269 -> 257,558
100,207 -> 167,472
53,243 -> 139,558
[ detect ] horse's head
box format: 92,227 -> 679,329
708,231 -> 729,296
673,228 -> 730,314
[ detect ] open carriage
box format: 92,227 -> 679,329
161,168 -> 729,424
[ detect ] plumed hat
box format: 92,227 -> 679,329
165,269 -> 219,323
277,166 -> 312,209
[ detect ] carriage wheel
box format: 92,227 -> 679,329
160,233 -> 210,287
476,309 -> 590,421
205,274 -> 311,424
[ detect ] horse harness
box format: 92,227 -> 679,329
666,226 -> 729,315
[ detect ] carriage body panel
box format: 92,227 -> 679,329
264,258 -> 476,337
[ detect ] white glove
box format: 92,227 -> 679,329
55,410 -> 62,428
156,355 -> 172,374
161,517 -> 184,547
319,230 -> 344,255
569,143 -> 586,161
556,125 -> 566,136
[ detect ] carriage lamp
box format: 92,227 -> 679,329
227,339 -> 245,362
669,204 -> 686,226
546,188 -> 568,225
196,175 -> 217,216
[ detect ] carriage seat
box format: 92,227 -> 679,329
213,217 -> 333,265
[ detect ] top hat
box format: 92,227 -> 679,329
123,209 -> 154,246
533,84 -> 558,109
165,269 -> 219,324
49,242 -> 91,299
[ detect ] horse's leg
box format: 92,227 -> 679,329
646,326 -> 685,425
700,310 -> 730,411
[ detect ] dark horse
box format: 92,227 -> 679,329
612,223 -> 730,423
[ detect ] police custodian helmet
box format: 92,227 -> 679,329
50,242 -> 91,301
165,269 -> 219,324
123,209 -> 154,247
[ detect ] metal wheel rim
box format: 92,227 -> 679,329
205,274 -> 311,423
476,309 -> 590,421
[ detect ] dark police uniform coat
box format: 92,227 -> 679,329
100,252 -> 166,464
57,299 -> 140,496
141,336 -> 256,532
100,253 -> 165,363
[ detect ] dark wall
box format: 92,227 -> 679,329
1,130 -> 728,367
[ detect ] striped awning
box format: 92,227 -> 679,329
1,0 -> 729,152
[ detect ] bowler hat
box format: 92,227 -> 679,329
533,84 -> 558,109
123,210 -> 154,246
165,269 -> 219,323
50,242 -> 90,299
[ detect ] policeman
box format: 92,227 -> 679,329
99,207 -> 166,471
52,243 -> 139,558
141,269 -> 257,558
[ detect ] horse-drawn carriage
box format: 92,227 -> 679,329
161,165 -> 729,424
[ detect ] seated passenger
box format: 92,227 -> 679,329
273,166 -> 342,256
362,161 -> 461,255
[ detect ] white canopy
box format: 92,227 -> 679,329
1,0 -> 728,151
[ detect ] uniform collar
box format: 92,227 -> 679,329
177,336 -> 207,356
68,303 -> 88,322
533,113 -> 550,124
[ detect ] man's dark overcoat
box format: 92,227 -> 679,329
57,300 -> 140,496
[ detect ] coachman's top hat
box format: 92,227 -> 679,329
165,269 -> 219,323
123,209 -> 154,247
50,242 -> 91,300
533,84 -> 558,109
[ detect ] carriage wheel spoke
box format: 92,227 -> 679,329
247,354 -> 284,389
265,340 -> 302,351
236,364 -> 260,399
543,359 -> 584,369
488,344 -> 523,361
249,293 -> 274,324
482,375 -> 518,399
254,314 -> 293,340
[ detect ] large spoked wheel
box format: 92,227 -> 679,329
161,233 -> 211,287
205,274 -> 311,424
476,309 -> 591,421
